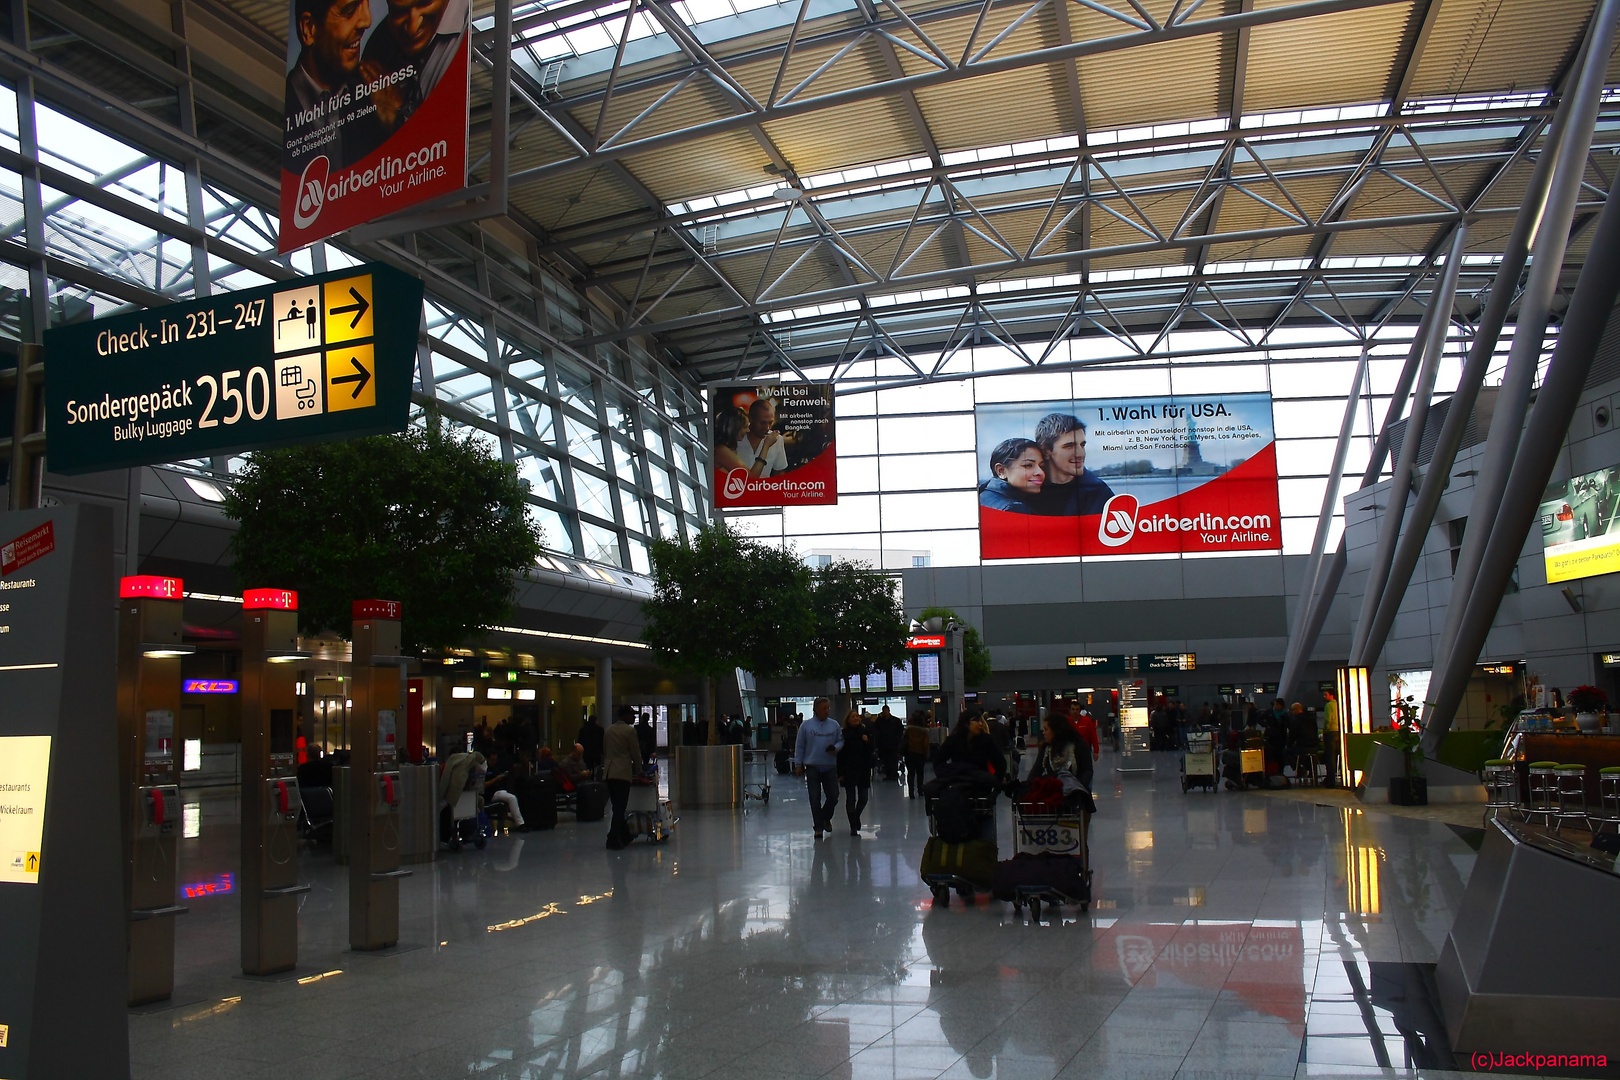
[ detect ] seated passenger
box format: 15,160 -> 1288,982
559,743 -> 590,785
977,438 -> 1045,514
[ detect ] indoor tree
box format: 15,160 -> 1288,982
915,605 -> 993,687
223,415 -> 543,651
642,522 -> 812,737
798,558 -> 909,702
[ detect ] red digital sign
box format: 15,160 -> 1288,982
183,679 -> 239,695
243,588 -> 297,611
183,872 -> 235,898
119,575 -> 183,599
906,635 -> 945,649
353,599 -> 402,621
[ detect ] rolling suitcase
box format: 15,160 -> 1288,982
575,780 -> 609,822
520,775 -> 559,831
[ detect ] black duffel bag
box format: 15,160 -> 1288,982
991,851 -> 1088,904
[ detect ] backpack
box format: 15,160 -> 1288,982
906,726 -> 930,755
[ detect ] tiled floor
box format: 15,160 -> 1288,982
125,751 -> 1587,1080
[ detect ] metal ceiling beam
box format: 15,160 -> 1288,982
506,0 -> 1411,187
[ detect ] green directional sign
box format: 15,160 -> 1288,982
44,262 -> 423,474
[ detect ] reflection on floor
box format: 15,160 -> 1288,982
126,751 -> 1595,1080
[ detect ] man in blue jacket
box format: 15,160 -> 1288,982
793,696 -> 844,840
1033,413 -> 1115,517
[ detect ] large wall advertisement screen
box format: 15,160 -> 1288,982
1539,465 -> 1620,583
712,383 -> 837,509
975,392 -> 1281,560
279,0 -> 471,251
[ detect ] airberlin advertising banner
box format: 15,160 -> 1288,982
975,392 -> 1280,560
279,0 -> 470,251
712,383 -> 837,509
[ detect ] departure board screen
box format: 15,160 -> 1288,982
890,661 -> 913,691
916,653 -> 941,691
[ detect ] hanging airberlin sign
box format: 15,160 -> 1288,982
974,392 -> 1281,560
711,383 -> 837,509
278,0 -> 471,251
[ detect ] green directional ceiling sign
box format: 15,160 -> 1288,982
44,262 -> 422,475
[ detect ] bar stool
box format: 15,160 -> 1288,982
1524,761 -> 1561,825
1552,763 -> 1589,833
1594,766 -> 1620,837
1482,759 -> 1517,824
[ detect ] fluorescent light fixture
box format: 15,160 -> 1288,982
184,476 -> 226,502
265,650 -> 312,664
451,686 -> 475,699
142,644 -> 197,658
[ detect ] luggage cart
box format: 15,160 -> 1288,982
742,749 -> 772,804
921,787 -> 998,906
1006,802 -> 1091,920
626,776 -> 674,843
1182,728 -> 1218,792
445,787 -> 486,851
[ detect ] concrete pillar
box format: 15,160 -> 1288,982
597,656 -> 613,719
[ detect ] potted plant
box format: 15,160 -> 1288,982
1387,698 -> 1427,806
1569,685 -> 1607,733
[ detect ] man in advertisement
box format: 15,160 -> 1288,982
359,0 -> 469,142
285,0 -> 377,174
1032,413 -> 1115,517
736,397 -> 789,477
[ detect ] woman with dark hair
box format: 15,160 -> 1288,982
937,709 -> 1007,780
715,404 -> 782,478
836,710 -> 874,835
977,438 -> 1045,514
1032,710 -> 1096,815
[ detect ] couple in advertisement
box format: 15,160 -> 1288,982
976,393 -> 1282,560
978,413 -> 1115,517
280,0 -> 470,249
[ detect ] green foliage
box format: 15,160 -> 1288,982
799,559 -> 908,681
643,522 -> 812,679
916,606 -> 993,686
1388,697 -> 1425,779
223,418 -> 542,651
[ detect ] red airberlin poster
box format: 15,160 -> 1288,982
279,0 -> 470,252
975,392 -> 1281,560
712,383 -> 837,509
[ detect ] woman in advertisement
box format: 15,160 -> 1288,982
713,406 -> 781,480
977,438 -> 1046,514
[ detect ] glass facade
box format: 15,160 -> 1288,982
0,86 -> 710,569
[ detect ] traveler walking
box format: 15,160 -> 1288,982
603,705 -> 643,850
837,709 -> 874,835
792,697 -> 843,840
904,712 -> 932,798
